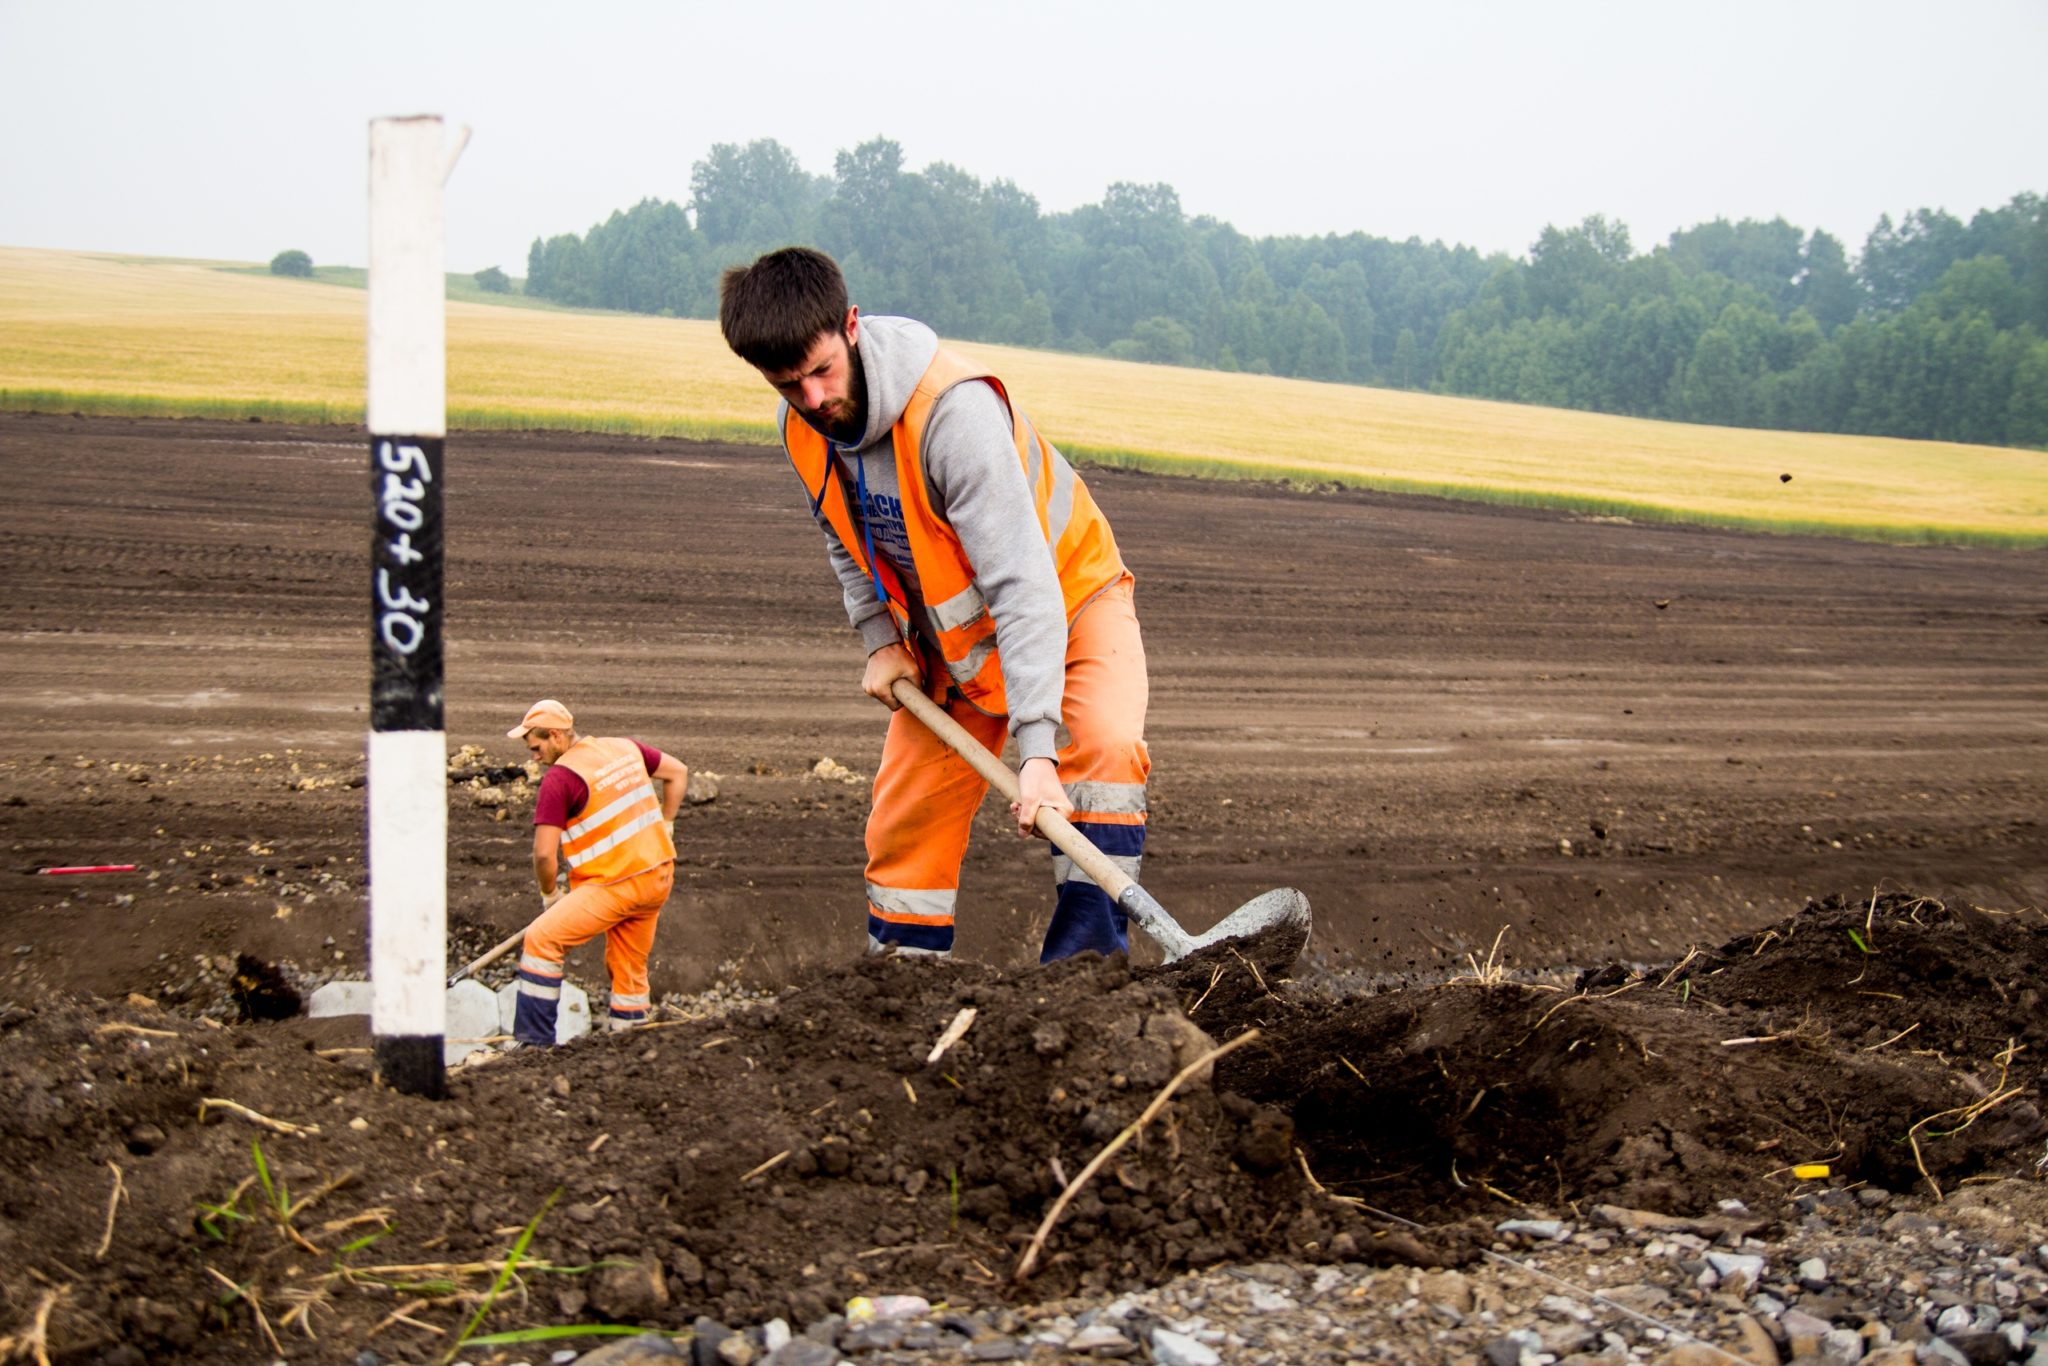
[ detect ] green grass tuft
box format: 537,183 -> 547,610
447,1188 -> 562,1361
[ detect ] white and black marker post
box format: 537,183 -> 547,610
366,115 -> 465,1097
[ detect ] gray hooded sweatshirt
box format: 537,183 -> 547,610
779,315 -> 1074,764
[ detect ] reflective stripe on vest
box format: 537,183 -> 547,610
784,345 -> 1125,715
556,737 -> 675,886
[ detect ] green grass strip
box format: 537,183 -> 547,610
1060,441 -> 2048,549
445,406 -> 776,444
2,388 -> 357,424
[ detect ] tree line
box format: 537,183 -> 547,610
522,139 -> 2046,449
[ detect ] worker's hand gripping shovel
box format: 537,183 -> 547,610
888,679 -> 1311,967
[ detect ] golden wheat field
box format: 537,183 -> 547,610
3,247 -> 2042,544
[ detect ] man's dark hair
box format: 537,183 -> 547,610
719,247 -> 849,371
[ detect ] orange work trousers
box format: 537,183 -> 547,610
513,861 -> 673,1045
865,575 -> 1149,963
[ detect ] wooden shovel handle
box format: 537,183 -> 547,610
888,679 -> 1135,900
449,929 -> 523,987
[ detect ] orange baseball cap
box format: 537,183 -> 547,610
508,699 -> 574,738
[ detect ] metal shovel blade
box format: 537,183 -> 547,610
1120,883 -> 1311,968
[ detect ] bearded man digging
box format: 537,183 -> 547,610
719,247 -> 1151,964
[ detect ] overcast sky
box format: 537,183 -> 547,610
2,0 -> 2042,276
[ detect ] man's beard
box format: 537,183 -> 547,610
819,341 -> 867,443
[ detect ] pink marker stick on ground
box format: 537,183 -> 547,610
35,865 -> 138,875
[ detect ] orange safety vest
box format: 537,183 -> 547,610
554,737 -> 675,887
784,346 -> 1125,715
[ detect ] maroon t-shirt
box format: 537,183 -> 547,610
532,741 -> 664,828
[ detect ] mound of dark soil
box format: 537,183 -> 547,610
0,894 -> 2040,1361
1218,891 -> 2047,1221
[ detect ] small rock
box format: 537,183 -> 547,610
586,1257 -> 667,1322
1482,1329 -> 1542,1366
1665,1345 -> 1739,1365
1420,1269 -> 1474,1315
836,1323 -> 904,1353
1067,1324 -> 1131,1352
1149,1328 -> 1221,1366
1497,1219 -> 1571,1241
1935,1306 -> 1975,1336
1821,1327 -> 1866,1362
667,1247 -> 704,1286
1707,1252 -> 1766,1292
1800,1257 -> 1831,1288
690,1318 -> 734,1366
1600,1283 -> 1672,1314
1730,1315 -> 1780,1366
1783,1306 -> 1835,1353
869,1294 -> 928,1322
760,1319 -> 790,1354
761,1343 -> 837,1366
574,1334 -> 687,1365
1594,1204 -> 1694,1233
1538,1323 -> 1595,1357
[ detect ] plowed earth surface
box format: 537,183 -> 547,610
1,413 -> 2044,1361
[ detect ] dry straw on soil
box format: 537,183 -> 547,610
3,246 -> 2044,544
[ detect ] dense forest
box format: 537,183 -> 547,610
522,139 -> 2047,448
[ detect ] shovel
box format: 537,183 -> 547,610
889,678 -> 1311,967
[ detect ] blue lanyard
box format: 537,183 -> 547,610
840,442 -> 891,608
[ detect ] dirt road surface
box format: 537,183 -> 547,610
5,413 -> 2042,996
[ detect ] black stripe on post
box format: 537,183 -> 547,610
374,1036 -> 446,1102
370,436 -> 445,732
